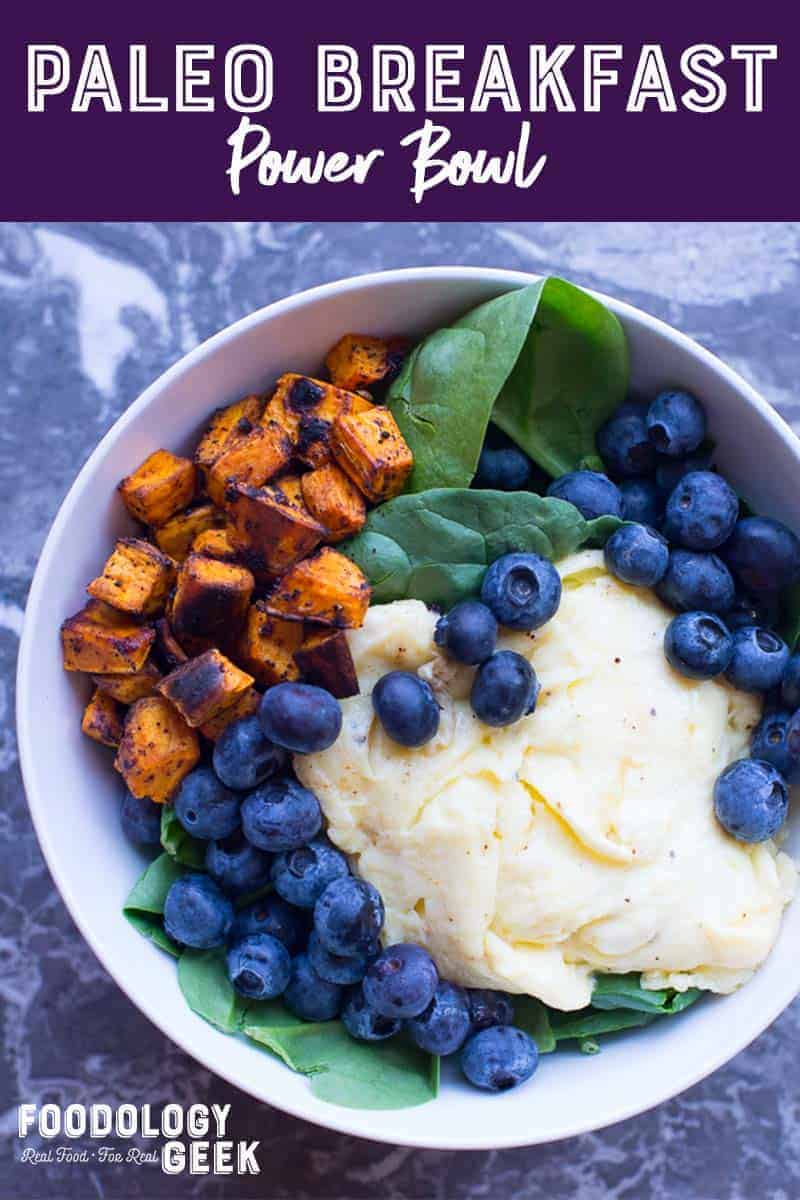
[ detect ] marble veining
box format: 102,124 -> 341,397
2,221 -> 800,1200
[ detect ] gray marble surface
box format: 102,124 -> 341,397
2,222 -> 800,1200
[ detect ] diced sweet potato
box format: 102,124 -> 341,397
325,334 -> 408,392
154,503 -> 221,561
170,554 -> 254,647
295,629 -> 359,698
206,421 -> 292,506
119,450 -> 196,528
87,538 -> 175,618
263,547 -> 371,628
157,648 -> 254,727
195,394 -> 264,481
191,527 -> 239,561
237,606 -> 303,687
115,696 -> 200,802
199,686 -> 261,740
225,482 -> 326,576
300,463 -> 366,541
331,406 -> 413,502
92,659 -> 162,702
269,473 -> 306,508
153,618 -> 189,672
61,600 -> 155,674
265,374 -> 371,468
81,688 -> 124,747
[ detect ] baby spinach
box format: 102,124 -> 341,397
342,488 -> 620,608
591,972 -> 701,1015
122,852 -> 184,957
161,805 -> 206,869
388,278 -> 628,491
178,948 -> 247,1033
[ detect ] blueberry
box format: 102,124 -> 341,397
714,758 -> 789,843
460,1026 -> 539,1092
434,600 -> 498,665
646,390 -> 707,458
314,876 -> 385,957
781,653 -> 800,709
204,832 -> 272,897
655,449 -> 714,496
619,478 -> 665,527
363,943 -> 439,1019
663,471 -> 739,551
546,470 -> 623,522
471,650 -> 540,727
467,989 -> 515,1031
341,985 -> 402,1041
725,626 -> 789,692
722,516 -> 800,594
283,953 -> 343,1021
226,933 -> 291,1000
604,523 -> 668,587
308,930 -> 377,985
596,402 -> 656,478
474,445 -> 534,491
725,590 -> 782,634
258,682 -> 342,754
173,766 -> 241,841
230,893 -> 308,953
271,836 -> 349,909
656,550 -> 735,614
241,777 -> 321,852
480,552 -> 562,631
664,612 -> 733,680
120,791 -> 162,845
751,711 -> 800,782
372,671 -> 440,748
163,873 -> 234,949
212,715 -> 288,791
408,981 -> 472,1056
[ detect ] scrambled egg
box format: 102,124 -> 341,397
295,551 -> 797,1010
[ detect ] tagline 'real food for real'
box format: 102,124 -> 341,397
295,551 -> 797,1011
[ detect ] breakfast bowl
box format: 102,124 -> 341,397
17,266 -> 800,1150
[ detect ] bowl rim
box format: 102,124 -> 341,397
16,264 -> 800,1150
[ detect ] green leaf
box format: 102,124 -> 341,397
244,1007 -> 436,1110
549,1007 -> 656,1043
161,804 -> 206,869
388,278 -> 628,490
122,853 -> 185,957
123,911 -> 181,957
178,949 -> 247,1034
514,996 -> 556,1054
780,581 -> 800,651
342,489 -> 620,608
591,972 -> 702,1015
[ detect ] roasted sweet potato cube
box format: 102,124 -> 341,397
191,527 -> 239,561
263,547 -> 371,628
331,406 -> 413,502
301,463 -> 366,541
199,686 -> 261,740
115,696 -> 200,802
206,422 -> 292,506
237,606 -> 303,687
81,688 -> 124,748
265,374 -> 371,468
269,473 -> 306,508
225,482 -> 325,576
325,334 -> 408,392
154,503 -> 221,562
153,618 -> 189,672
158,648 -> 254,727
295,629 -> 359,698
195,394 -> 264,480
170,554 -> 254,646
92,659 -> 162,702
87,538 -> 175,617
119,450 -> 196,528
61,600 -> 155,674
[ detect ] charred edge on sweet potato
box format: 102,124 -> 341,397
206,421 -> 293,507
265,374 -> 373,469
81,688 -> 124,747
61,600 -> 156,674
153,618 -> 189,672
157,648 -> 254,727
294,629 -> 359,698
87,538 -> 176,618
169,554 -> 254,645
238,606 -> 303,687
225,482 -> 326,576
194,394 -> 265,480
263,546 -> 371,628
331,405 -> 413,503
325,334 -> 409,392
115,695 -> 200,802
118,449 -> 196,528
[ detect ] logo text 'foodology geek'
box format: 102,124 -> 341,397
17,1103 -> 260,1176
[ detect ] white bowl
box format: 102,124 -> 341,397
17,267 -> 800,1150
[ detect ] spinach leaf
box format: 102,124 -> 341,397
780,582 -> 800,651
342,489 -> 620,608
123,853 -> 183,956
178,948 -> 247,1034
161,804 -> 206,869
514,996 -> 556,1054
388,278 -> 628,490
591,972 -> 702,1015
244,1006 -> 437,1110
549,1007 -> 656,1044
